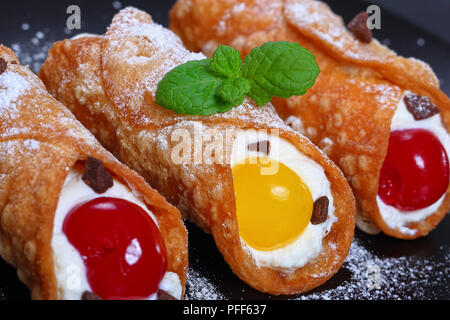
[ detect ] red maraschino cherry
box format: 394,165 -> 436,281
63,197 -> 167,300
378,129 -> 449,211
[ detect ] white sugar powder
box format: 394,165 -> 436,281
4,7 -> 447,301
0,71 -> 30,113
10,29 -> 54,73
184,234 -> 449,300
185,269 -> 226,300
297,236 -> 449,300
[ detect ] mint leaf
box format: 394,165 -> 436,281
211,45 -> 241,78
156,59 -> 235,115
240,41 -> 320,106
218,78 -> 250,105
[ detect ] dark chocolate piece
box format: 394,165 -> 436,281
10,61 -> 17,64
158,289 -> 177,300
347,12 -> 372,43
311,196 -> 329,225
0,58 -> 7,75
247,140 -> 270,155
81,291 -> 103,300
82,156 -> 113,194
404,94 -> 439,120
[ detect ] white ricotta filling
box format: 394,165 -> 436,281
231,130 -> 336,271
376,91 -> 450,236
52,167 -> 182,300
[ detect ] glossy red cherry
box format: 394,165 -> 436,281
378,129 -> 449,211
63,197 -> 167,300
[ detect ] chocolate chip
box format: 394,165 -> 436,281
311,196 -> 329,225
248,140 -> 270,155
158,289 -> 177,300
0,58 -> 7,75
404,94 -> 439,120
81,291 -> 103,300
82,156 -> 114,193
347,12 -> 372,43
10,61 -> 17,64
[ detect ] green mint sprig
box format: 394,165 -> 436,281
155,42 -> 320,116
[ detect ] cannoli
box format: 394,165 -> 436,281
0,46 -> 188,300
39,7 -> 355,295
170,0 -> 450,239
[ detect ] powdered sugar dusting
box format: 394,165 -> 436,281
284,0 -> 393,61
0,54 -> 102,155
101,7 -> 205,124
100,7 -> 290,130
182,230 -> 449,300
186,269 -> 226,300
107,7 -> 205,91
10,30 -> 55,73
8,5 -> 445,300
347,78 -> 403,109
285,115 -> 305,134
0,70 -> 31,116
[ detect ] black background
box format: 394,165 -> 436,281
0,0 -> 449,300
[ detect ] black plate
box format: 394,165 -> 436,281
0,0 -> 449,300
